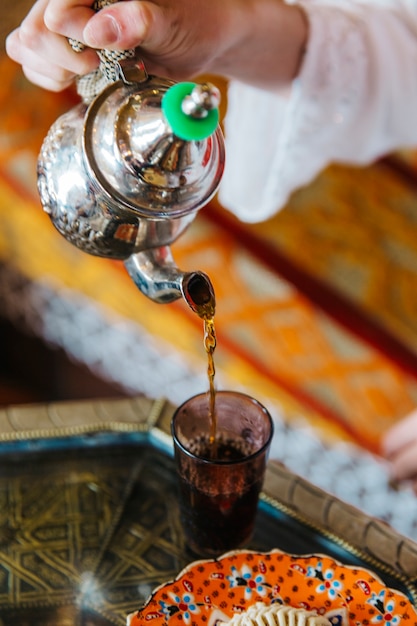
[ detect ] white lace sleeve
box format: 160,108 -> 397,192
219,0 -> 417,222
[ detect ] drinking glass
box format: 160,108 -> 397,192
172,390 -> 273,558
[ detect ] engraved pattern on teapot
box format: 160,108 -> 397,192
37,59 -> 225,303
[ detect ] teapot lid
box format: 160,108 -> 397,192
83,72 -> 225,219
162,81 -> 220,141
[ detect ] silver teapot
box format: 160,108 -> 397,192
37,59 -> 225,311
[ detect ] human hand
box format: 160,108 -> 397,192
6,0 -> 308,92
381,410 -> 417,492
6,0 -> 101,91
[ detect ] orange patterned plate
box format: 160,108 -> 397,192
128,550 -> 417,626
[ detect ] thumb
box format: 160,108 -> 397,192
82,1 -> 165,51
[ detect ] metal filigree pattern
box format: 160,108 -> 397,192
0,447 -> 187,624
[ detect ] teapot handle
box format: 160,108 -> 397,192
68,0 -> 222,141
68,0 -> 138,102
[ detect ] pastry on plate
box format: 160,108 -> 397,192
220,602 -> 332,626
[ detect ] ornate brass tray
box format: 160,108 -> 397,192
0,395 -> 416,626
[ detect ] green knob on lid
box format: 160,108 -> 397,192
162,81 -> 220,141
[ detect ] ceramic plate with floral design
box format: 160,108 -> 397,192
128,550 -> 417,626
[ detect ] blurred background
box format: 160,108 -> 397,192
1,4 -> 127,405
2,1 -> 417,539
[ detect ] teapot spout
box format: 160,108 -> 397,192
124,247 -> 215,316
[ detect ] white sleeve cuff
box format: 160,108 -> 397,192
219,0 -> 417,223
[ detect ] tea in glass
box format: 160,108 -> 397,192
172,390 -> 273,557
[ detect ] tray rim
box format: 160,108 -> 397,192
0,394 -> 416,596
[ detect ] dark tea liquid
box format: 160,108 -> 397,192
180,275 -> 266,556
178,434 -> 261,557
184,273 -> 218,444
204,317 -> 216,444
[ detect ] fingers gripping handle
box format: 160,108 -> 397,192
69,0 -> 222,142
69,0 -> 136,101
